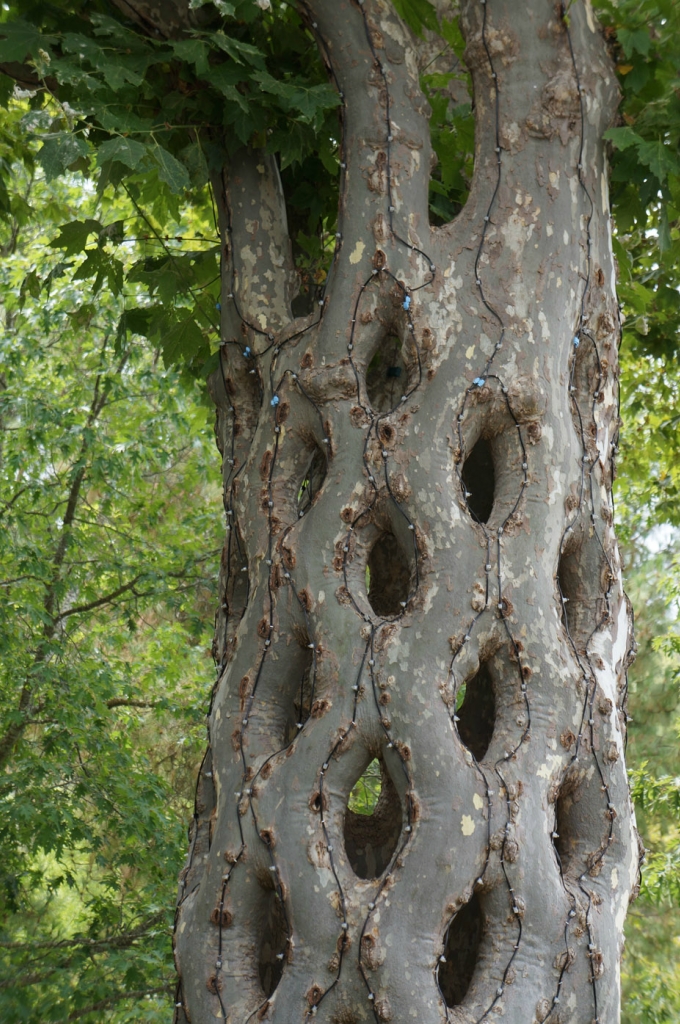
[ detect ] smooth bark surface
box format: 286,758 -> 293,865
173,2 -> 641,1021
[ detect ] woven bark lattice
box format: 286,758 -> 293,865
173,1 -> 641,1022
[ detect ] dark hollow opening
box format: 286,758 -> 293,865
366,335 -> 407,413
438,893 -> 483,1007
343,760 -> 402,879
258,888 -> 287,997
296,445 -> 327,515
461,438 -> 495,524
366,532 -> 411,617
455,663 -> 496,761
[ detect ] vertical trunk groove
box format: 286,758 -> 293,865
174,2 -> 640,1022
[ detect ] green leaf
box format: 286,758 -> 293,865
172,39 -> 211,75
89,11 -> 148,44
19,269 -> 41,303
97,137 -> 148,170
603,126 -> 642,152
61,31 -> 105,63
439,16 -> 466,60
251,72 -> 339,121
287,83 -> 340,121
99,219 -> 126,245
49,219 -> 103,256
116,307 -> 154,352
151,146 -> 191,193
97,108 -> 155,135
612,236 -> 632,282
67,303 -> 97,328
100,60 -> 146,90
618,27 -> 652,58
209,64 -> 249,110
625,280 -> 654,313
0,20 -> 54,62
73,249 -> 124,295
36,134 -> 89,182
0,172 -> 10,213
635,140 -> 680,184
212,30 -> 265,67
159,314 -> 206,366
178,141 -> 210,187
391,0 -> 439,36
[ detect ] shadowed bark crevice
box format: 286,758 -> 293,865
570,332 -> 602,417
557,535 -> 607,653
343,759 -> 402,879
258,887 -> 287,998
553,770 -> 583,877
296,442 -> 328,515
283,655 -> 314,746
220,521 -> 249,625
553,758 -> 615,883
438,893 -> 484,1008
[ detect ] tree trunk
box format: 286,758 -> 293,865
173,2 -> 641,1021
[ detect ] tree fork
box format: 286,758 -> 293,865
174,2 -> 641,1021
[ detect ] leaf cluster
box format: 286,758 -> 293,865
594,0 -> 680,364
0,167 -> 222,1022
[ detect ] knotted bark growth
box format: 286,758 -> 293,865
173,2 -> 641,1021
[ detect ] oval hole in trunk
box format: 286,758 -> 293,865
366,532 -> 411,617
344,758 -> 402,879
455,663 -> 496,761
366,335 -> 407,413
461,438 -> 495,524
438,893 -> 483,1007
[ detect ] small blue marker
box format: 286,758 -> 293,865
243,347 -> 251,357
573,336 -> 580,348
403,295 -> 411,311
473,377 -> 486,387
215,302 -> 221,311
270,395 -> 280,407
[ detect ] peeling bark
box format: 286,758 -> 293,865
174,2 -> 640,1022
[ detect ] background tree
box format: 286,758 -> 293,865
0,0 -> 678,1022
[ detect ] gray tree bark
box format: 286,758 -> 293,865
173,1 -> 641,1021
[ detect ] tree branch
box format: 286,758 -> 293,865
105,698 -> 159,709
67,986 -> 172,1021
0,913 -> 166,951
217,147 -> 296,337
0,342 -> 123,769
108,0 -> 210,38
299,0 -> 434,364
54,575 -> 144,622
0,486 -> 28,516
0,62 -> 56,92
